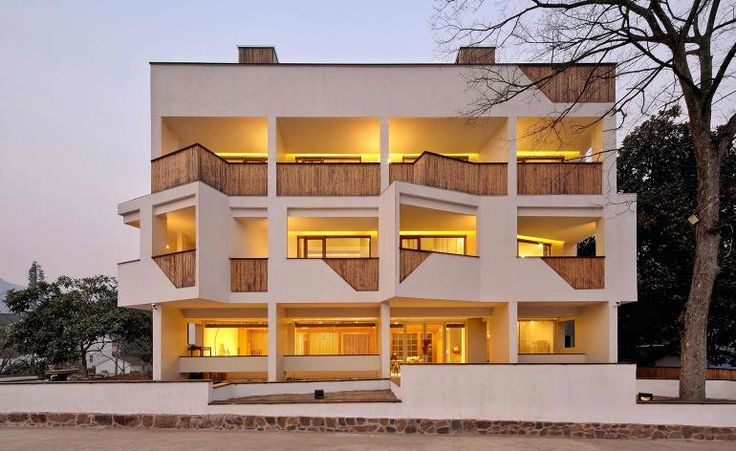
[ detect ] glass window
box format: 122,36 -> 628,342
517,240 -> 551,257
295,156 -> 362,163
400,235 -> 466,255
293,322 -> 377,355
297,236 -> 371,258
561,320 -> 575,348
518,320 -> 555,354
203,323 -> 268,356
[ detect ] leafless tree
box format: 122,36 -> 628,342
434,0 -> 736,400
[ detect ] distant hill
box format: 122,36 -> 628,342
0,278 -> 24,313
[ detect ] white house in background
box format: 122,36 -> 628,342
117,46 -> 636,382
86,341 -> 148,377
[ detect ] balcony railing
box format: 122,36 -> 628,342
151,144 -> 267,196
230,258 -> 268,292
152,249 -> 196,288
276,163 -> 380,196
390,152 -> 507,195
517,162 -> 602,195
322,258 -> 379,291
540,256 -> 604,289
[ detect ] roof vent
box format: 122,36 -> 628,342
455,47 -> 496,65
238,46 -> 279,64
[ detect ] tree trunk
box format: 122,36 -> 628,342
679,128 -> 722,401
80,346 -> 89,379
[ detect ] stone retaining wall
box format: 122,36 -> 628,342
1,412 -> 735,440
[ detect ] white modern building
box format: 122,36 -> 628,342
117,46 -> 636,382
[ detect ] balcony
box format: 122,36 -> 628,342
390,152 -> 507,195
179,356 -> 268,374
276,163 -> 380,196
151,144 -> 267,195
230,258 -> 268,292
540,256 -> 604,289
517,162 -> 602,195
153,249 -> 196,288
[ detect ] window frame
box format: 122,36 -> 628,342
516,238 -> 552,257
399,234 -> 467,255
296,235 -> 373,259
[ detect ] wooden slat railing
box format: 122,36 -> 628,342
518,64 -> 616,103
230,258 -> 268,292
541,256 -> 604,289
323,258 -> 379,291
399,249 -> 431,282
151,144 -> 267,196
637,367 -> 736,381
276,163 -> 381,196
153,249 -> 196,288
517,162 -> 602,195
389,152 -> 507,195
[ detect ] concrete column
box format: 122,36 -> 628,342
508,301 -> 518,363
267,116 -> 277,197
600,114 -> 617,194
507,116 -> 517,197
609,302 -> 618,363
152,305 -> 162,380
267,302 -> 281,381
380,117 -> 390,191
380,301 -> 391,377
140,203 -> 154,259
378,184 -> 398,296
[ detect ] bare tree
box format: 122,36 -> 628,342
434,0 -> 736,400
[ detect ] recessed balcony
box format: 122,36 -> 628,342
152,206 -> 197,288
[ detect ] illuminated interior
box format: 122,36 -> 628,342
287,216 -> 378,258
400,204 -> 477,255
517,216 -> 601,257
290,320 -> 378,355
389,117 -> 508,162
516,116 -> 603,162
276,117 -> 380,162
518,318 -> 576,354
203,322 -> 268,356
152,206 -> 196,256
390,321 -> 467,366
161,117 -> 268,158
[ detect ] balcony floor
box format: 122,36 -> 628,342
211,389 -> 400,405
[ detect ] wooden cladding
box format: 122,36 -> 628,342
276,163 -> 381,196
399,249 -> 431,283
541,257 -> 604,289
519,64 -> 615,103
390,152 -> 507,195
517,163 -> 602,195
238,47 -> 278,64
230,258 -> 268,292
323,258 -> 379,291
153,250 -> 196,288
636,366 -> 736,381
151,144 -> 267,196
456,47 -> 496,64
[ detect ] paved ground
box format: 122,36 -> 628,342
0,428 -> 733,450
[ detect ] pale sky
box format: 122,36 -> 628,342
0,0 -> 440,285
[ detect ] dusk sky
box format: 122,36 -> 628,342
0,0 -> 444,285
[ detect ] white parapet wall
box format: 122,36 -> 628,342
1,365 -> 736,428
211,379 -> 391,402
636,378 -> 736,400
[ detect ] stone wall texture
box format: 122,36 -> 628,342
1,412 -> 735,440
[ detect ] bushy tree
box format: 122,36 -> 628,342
618,107 -> 736,366
5,271 -> 151,378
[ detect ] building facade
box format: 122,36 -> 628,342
117,46 -> 636,381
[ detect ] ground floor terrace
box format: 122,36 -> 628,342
156,299 -> 616,381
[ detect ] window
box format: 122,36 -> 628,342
223,156 -> 267,163
293,322 -> 377,355
297,236 -> 371,258
401,155 -> 469,163
203,323 -> 268,356
295,156 -> 362,163
88,354 -> 94,363
517,239 -> 551,257
561,320 -> 575,348
518,320 -> 555,354
400,235 -> 466,255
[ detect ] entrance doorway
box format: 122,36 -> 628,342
389,320 -> 466,376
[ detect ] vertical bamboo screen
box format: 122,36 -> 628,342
151,144 -> 267,196
399,249 -> 431,282
230,258 -> 268,292
153,250 -> 196,288
276,163 -> 381,196
323,258 -> 379,291
390,153 -> 507,195
517,163 -> 602,195
636,367 -> 736,381
541,257 -> 604,289
519,64 -> 616,103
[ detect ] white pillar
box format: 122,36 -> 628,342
380,117 -> 390,191
267,116 -> 277,197
508,301 -> 518,363
380,301 -> 391,377
507,116 -> 517,197
152,305 -> 162,380
267,302 -> 281,381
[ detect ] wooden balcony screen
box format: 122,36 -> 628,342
517,163 -> 602,195
390,152 -> 507,195
541,256 -> 604,289
230,258 -> 268,292
323,258 -> 379,291
399,249 -> 431,282
519,64 -> 616,103
151,144 -> 267,196
636,366 -> 736,381
153,249 -> 196,288
276,163 -> 381,196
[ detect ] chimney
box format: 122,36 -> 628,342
455,47 -> 496,65
238,46 -> 279,64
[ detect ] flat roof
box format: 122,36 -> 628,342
149,62 -> 617,67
